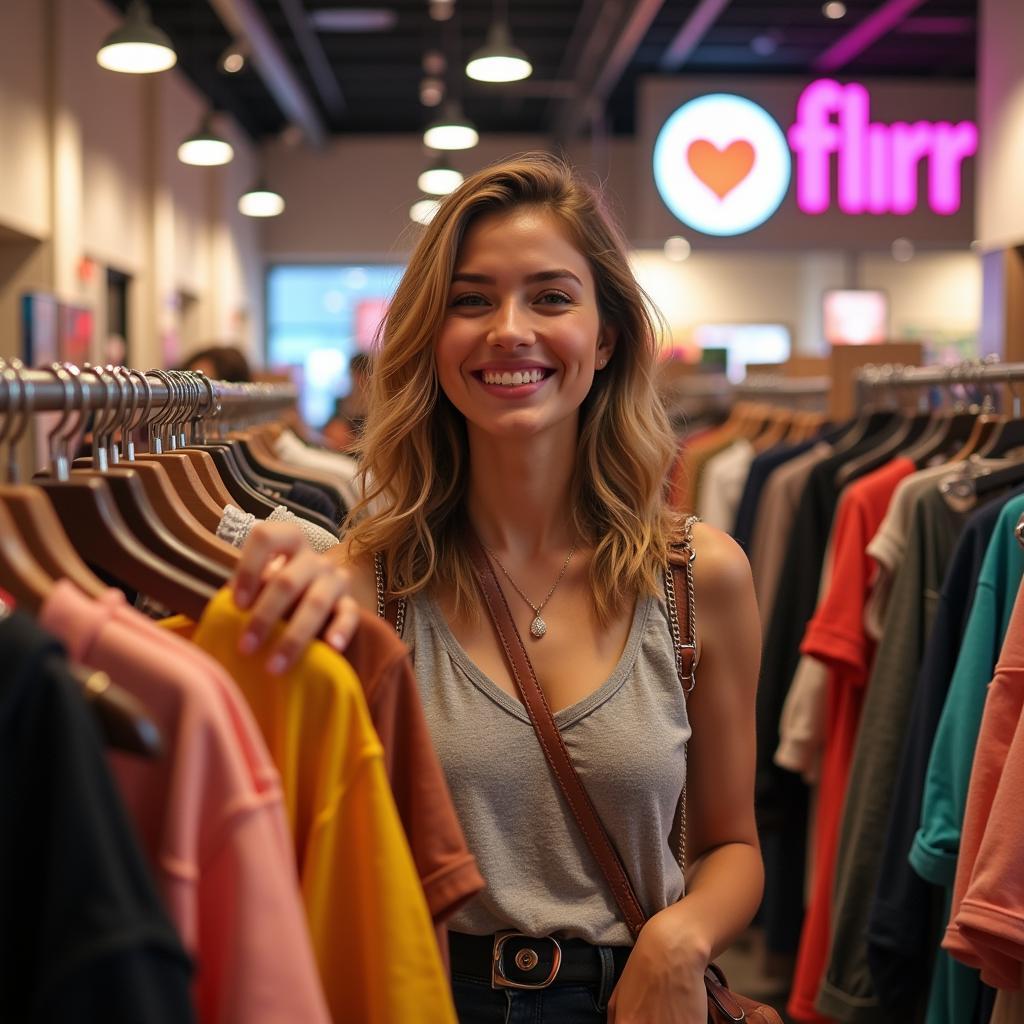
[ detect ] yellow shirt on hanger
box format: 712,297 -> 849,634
162,589 -> 456,1024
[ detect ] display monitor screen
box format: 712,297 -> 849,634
692,323 -> 791,382
823,289 -> 889,345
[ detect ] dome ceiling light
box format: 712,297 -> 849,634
177,114 -> 234,166
423,101 -> 479,150
97,0 -> 177,74
417,154 -> 463,195
239,182 -> 285,217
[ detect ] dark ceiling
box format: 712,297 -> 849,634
104,0 -> 977,141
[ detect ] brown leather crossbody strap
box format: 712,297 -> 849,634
466,532 -> 649,939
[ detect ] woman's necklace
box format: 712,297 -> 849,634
483,542 -> 577,639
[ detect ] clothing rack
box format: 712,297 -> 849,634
0,364 -> 296,418
857,360 -> 1024,389
735,376 -> 830,398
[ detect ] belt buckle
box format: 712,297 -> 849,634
491,931 -> 562,990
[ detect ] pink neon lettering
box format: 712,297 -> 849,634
838,82 -> 869,214
787,78 -> 976,216
787,78 -> 843,215
867,123 -> 891,214
928,121 -> 978,215
890,122 -> 933,214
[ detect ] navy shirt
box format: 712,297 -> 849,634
732,440 -> 817,551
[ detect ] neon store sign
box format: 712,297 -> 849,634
653,78 -> 978,237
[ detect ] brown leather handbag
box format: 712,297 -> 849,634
463,526 -> 782,1024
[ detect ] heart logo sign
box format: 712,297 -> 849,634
654,93 -> 792,236
687,140 -> 756,200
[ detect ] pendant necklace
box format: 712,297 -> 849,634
483,541 -> 577,639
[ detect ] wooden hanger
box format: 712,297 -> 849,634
74,665 -> 163,758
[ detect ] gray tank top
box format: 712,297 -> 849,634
405,586 -> 690,946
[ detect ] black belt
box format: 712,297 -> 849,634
449,930 -> 631,991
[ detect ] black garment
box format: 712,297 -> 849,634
287,480 -> 346,529
0,609 -> 195,1023
866,488 -> 1023,1009
732,439 -> 817,551
756,416 -> 898,954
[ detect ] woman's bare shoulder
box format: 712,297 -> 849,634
689,522 -> 755,610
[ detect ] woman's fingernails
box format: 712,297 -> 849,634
234,585 -> 253,609
266,654 -> 287,676
327,632 -> 346,651
239,631 -> 259,655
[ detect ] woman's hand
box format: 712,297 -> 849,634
231,521 -> 361,674
607,911 -> 709,1024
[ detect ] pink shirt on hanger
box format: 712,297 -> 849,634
40,581 -> 330,1024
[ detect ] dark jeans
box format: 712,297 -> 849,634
452,975 -> 608,1023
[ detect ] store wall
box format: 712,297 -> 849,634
0,0 -> 262,371
976,0 -> 1024,250
630,249 -> 980,354
262,134 -> 640,260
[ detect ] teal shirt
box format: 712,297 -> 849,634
910,493 -> 1024,1024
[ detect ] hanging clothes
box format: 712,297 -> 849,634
274,429 -> 362,516
0,604 -> 196,1024
160,587 -> 457,1024
39,581 -> 331,1024
786,457 -> 916,1023
697,438 -> 756,531
944,575 -> 1024,989
867,490 -> 1024,1010
908,494 -> 1024,1024
815,486 -> 974,1022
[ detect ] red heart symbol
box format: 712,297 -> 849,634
687,139 -> 756,200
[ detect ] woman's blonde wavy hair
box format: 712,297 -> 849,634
346,152 -> 681,621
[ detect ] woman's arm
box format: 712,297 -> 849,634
609,524 -> 763,1023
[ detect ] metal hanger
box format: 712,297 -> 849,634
35,363 -> 214,620
0,359 -> 107,599
68,365 -> 228,588
129,369 -> 225,530
182,372 -> 281,516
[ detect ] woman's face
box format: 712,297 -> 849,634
435,207 -> 616,442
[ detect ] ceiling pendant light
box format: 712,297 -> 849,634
238,181 -> 285,217
97,0 -> 177,74
410,197 -> 441,225
417,154 -> 463,195
466,14 -> 532,83
177,114 -> 234,166
423,101 -> 478,150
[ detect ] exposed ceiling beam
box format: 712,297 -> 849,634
276,0 -> 345,118
553,0 -> 667,145
206,0 -> 327,147
659,0 -> 733,71
814,0 -> 929,73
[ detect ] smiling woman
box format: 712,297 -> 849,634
231,153 -> 764,1024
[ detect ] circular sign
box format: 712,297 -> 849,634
653,93 -> 792,237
